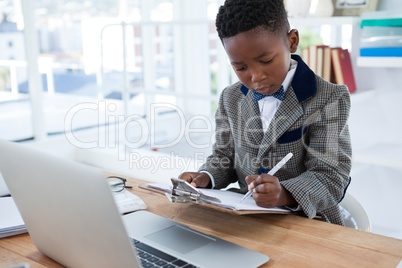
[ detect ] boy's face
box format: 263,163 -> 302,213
223,28 -> 298,95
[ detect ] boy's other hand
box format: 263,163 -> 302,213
245,174 -> 297,208
178,172 -> 211,188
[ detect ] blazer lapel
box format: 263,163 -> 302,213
240,89 -> 264,147
256,86 -> 303,161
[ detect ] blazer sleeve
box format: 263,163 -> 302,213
198,88 -> 238,189
280,84 -> 352,219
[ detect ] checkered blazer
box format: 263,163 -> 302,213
199,55 -> 352,225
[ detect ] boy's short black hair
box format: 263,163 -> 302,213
216,0 -> 290,40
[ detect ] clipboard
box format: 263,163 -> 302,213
166,178 -> 221,204
142,179 -> 292,216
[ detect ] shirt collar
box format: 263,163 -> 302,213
281,58 -> 298,93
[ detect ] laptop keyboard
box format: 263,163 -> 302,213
132,239 -> 197,268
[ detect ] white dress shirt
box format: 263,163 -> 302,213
258,59 -> 298,132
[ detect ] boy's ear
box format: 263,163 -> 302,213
287,29 -> 299,53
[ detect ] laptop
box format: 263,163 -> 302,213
0,139 -> 269,268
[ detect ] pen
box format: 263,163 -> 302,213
240,152 -> 293,203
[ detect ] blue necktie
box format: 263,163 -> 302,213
253,86 -> 285,102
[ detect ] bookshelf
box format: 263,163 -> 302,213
291,16 -> 402,70
290,15 -> 401,98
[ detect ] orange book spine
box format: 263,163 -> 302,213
331,48 -> 344,85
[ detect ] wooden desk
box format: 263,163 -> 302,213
1,177 -> 401,267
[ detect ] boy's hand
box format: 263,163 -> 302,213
178,172 -> 211,188
245,174 -> 297,208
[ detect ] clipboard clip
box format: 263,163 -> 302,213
166,178 -> 221,204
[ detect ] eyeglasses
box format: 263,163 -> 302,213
107,176 -> 133,192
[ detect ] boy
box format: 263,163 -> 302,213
179,0 -> 352,225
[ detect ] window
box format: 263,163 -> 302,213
0,0 -> 232,156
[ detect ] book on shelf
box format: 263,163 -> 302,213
331,48 -> 357,93
308,45 -> 317,73
316,45 -> 324,77
361,17 -> 402,28
301,45 -> 356,93
360,47 -> 402,57
315,45 -> 330,78
322,46 -> 332,82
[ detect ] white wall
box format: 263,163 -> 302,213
347,0 -> 402,239
378,0 -> 402,11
